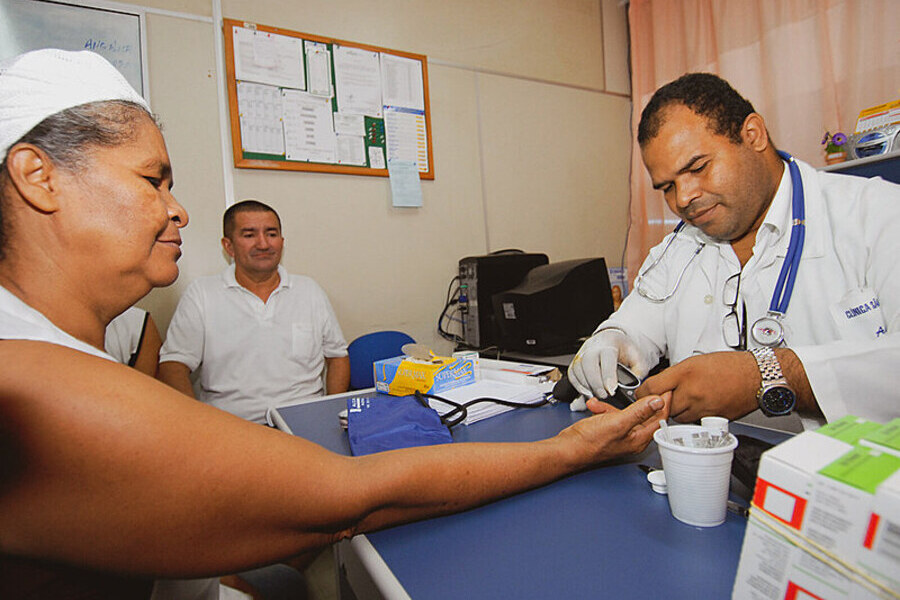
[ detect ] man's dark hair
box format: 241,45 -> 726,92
637,73 -> 756,146
223,199 -> 282,239
0,100 -> 153,261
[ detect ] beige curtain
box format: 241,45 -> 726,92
626,0 -> 900,285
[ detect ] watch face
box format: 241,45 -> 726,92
761,386 -> 796,416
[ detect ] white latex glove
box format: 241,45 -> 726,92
569,396 -> 588,412
568,329 -> 650,400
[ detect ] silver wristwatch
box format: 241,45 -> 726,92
749,347 -> 796,417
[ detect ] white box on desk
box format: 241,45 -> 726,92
854,418 -> 900,597
857,452 -> 900,595
859,418 -> 900,458
732,417 -> 900,600
732,430 -> 854,600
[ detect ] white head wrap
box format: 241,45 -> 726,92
0,48 -> 149,160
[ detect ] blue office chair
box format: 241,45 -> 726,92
347,330 -> 415,390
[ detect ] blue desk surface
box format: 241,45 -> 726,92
274,393 -> 790,599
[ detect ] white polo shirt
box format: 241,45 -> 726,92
160,264 -> 348,423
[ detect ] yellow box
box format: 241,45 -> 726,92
374,354 -> 476,396
855,99 -> 900,133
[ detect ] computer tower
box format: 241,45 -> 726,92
491,258 -> 614,354
458,252 -> 549,349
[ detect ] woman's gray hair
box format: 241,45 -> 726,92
1,100 -> 155,172
0,100 -> 155,259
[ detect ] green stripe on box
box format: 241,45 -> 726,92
863,419 -> 900,452
816,415 -> 882,445
818,447 -> 900,494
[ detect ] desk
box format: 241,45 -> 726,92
271,392 -> 790,600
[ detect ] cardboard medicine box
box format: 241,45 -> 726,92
374,354 -> 476,396
856,420 -> 900,596
856,468 -> 900,595
732,416 -> 900,600
859,418 -> 900,458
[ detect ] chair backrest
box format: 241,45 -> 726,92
347,330 -> 415,390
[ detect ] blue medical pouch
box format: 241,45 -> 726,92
347,394 -> 453,456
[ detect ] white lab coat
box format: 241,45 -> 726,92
602,158 -> 900,428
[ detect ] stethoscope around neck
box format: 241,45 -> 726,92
633,150 -> 805,348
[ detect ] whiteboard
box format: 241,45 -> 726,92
0,0 -> 146,97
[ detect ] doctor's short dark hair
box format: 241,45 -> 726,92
637,73 -> 756,147
223,199 -> 282,239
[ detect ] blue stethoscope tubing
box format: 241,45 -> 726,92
771,150 -> 805,315
747,150 -> 804,347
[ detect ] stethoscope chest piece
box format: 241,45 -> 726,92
751,313 -> 785,347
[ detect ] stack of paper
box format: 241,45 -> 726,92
426,379 -> 554,426
478,358 -> 559,384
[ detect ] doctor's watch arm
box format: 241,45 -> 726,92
635,348 -> 818,423
750,348 -> 818,417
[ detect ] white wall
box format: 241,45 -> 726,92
136,0 -> 633,353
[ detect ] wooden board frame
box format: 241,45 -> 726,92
223,18 -> 434,179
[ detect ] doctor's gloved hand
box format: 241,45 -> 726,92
568,329 -> 650,400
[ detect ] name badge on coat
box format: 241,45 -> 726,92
829,287 -> 887,340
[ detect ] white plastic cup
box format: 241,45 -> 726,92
653,424 -> 739,527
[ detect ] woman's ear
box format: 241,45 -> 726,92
4,144 -> 63,213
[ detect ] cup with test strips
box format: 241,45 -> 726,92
653,420 -> 739,527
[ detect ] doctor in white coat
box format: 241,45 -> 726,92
569,73 -> 900,430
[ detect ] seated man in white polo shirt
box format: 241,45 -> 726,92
158,200 -> 350,424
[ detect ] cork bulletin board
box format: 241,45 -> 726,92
223,18 -> 434,179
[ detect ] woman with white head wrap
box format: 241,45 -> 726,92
0,49 -> 668,599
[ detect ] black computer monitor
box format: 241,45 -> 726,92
491,258 -> 614,355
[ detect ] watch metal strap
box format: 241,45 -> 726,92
750,346 -> 784,383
